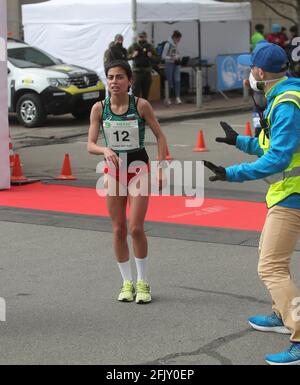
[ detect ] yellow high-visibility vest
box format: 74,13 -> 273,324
258,90 -> 300,208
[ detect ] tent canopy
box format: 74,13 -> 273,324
22,0 -> 251,88
23,0 -> 251,24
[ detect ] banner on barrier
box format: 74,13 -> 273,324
216,53 -> 248,92
0,0 -> 10,190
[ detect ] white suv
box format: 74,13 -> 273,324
8,39 -> 105,127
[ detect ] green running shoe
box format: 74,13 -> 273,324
136,280 -> 151,304
118,280 -> 135,302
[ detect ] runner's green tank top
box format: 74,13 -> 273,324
101,95 -> 146,153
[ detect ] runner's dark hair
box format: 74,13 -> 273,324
105,60 -> 132,80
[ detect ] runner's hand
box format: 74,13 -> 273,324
103,148 -> 120,169
203,160 -> 226,182
215,121 -> 238,146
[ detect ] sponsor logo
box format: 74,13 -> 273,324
83,76 -> 90,86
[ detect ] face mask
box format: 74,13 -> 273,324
249,72 -> 285,92
249,72 -> 263,91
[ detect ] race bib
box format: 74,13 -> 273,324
103,119 -> 140,151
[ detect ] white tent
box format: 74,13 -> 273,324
22,0 -> 251,87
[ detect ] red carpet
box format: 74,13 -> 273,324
0,183 -> 267,231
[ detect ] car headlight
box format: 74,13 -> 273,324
48,78 -> 71,88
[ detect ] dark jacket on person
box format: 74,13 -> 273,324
128,42 -> 158,72
104,42 -> 128,66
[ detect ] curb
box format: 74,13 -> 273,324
156,103 -> 252,123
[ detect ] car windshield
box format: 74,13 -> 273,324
8,47 -> 61,68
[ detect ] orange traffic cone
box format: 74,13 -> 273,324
156,145 -> 173,160
193,130 -> 209,152
55,154 -> 77,180
11,154 -> 28,182
244,121 -> 253,137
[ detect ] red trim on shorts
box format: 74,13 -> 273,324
104,163 -> 150,184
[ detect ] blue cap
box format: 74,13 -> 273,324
271,23 -> 281,33
238,42 -> 288,73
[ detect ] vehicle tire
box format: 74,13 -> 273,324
72,110 -> 91,120
16,93 -> 46,128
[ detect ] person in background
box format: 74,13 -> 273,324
128,31 -> 158,100
162,30 -> 182,105
104,34 -> 128,67
279,27 -> 289,45
267,24 -> 286,49
251,24 -> 265,49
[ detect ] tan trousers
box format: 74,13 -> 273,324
258,205 -> 300,342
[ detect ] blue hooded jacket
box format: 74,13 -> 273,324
226,77 -> 300,209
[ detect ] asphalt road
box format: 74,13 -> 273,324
10,111 -> 267,193
2,111 -> 299,366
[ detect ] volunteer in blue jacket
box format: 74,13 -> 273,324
204,43 -> 300,365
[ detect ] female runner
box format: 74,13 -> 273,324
88,60 -> 167,303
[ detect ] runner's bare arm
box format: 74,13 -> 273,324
87,102 -> 119,168
138,98 -> 167,162
87,102 -> 104,155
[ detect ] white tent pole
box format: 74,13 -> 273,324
0,0 -> 10,190
131,0 -> 137,43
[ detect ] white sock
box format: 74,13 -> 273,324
117,260 -> 132,282
135,257 -> 148,282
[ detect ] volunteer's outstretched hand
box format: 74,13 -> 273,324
203,160 -> 226,182
216,121 -> 238,146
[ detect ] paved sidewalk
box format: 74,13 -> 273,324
1,219 -> 299,365
152,92 -> 252,122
